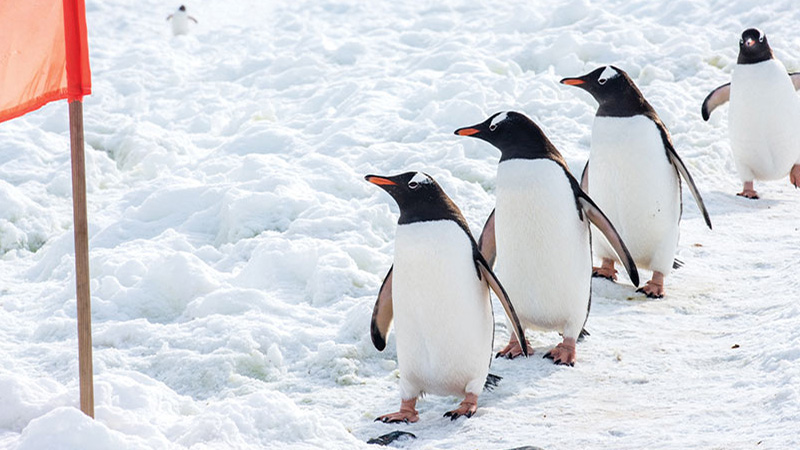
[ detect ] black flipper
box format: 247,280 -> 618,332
370,267 -> 393,351
789,72 -> 800,91
701,83 -> 731,121
580,160 -> 589,192
703,74 -> 800,119
571,183 -> 640,287
654,121 -> 713,230
478,209 -> 497,268
484,373 -> 502,391
474,253 -> 529,357
578,328 -> 590,342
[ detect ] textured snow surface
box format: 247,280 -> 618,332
1,0 -> 799,449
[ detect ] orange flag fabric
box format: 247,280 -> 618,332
0,0 -> 91,122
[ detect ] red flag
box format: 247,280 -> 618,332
0,0 -> 91,122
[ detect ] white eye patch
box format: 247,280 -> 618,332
598,66 -> 619,84
410,172 -> 433,185
489,111 -> 509,130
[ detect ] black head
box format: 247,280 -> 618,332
179,5 -> 187,11
738,28 -> 773,64
454,111 -> 562,163
365,172 -> 464,225
560,65 -> 652,117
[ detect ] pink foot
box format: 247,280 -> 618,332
737,181 -> 759,199
544,338 -> 576,366
636,271 -> 665,298
496,335 -> 532,359
592,259 -> 618,281
376,398 -> 419,424
790,164 -> 800,188
443,393 -> 478,421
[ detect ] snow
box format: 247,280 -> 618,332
1,0 -> 799,449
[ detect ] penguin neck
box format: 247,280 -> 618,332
497,129 -> 565,165
397,197 -> 467,229
596,88 -> 655,118
397,199 -> 477,261
738,49 -> 773,65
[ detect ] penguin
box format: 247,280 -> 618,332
366,171 -> 528,423
560,66 -> 712,298
455,112 -> 639,365
167,5 -> 198,36
702,28 -> 800,199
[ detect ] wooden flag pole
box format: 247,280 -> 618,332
69,99 -> 94,418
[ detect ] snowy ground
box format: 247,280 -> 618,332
1,0 -> 799,448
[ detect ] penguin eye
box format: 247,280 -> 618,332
740,39 -> 744,45
408,181 -> 420,190
598,78 -> 607,85
489,124 -> 498,131
758,36 -> 764,43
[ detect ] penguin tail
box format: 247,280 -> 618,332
673,258 -> 684,270
484,373 -> 502,391
578,328 -> 591,342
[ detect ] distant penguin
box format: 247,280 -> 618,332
561,66 -> 712,298
366,171 -> 528,423
167,5 -> 197,36
455,112 -> 639,365
702,28 -> 800,199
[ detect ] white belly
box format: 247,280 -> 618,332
392,220 -> 492,398
494,159 -> 591,339
171,13 -> 191,36
588,115 -> 680,274
729,60 -> 800,181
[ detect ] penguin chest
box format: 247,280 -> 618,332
494,159 -> 591,331
589,116 -> 680,269
171,13 -> 191,35
729,60 -> 800,179
391,220 -> 492,396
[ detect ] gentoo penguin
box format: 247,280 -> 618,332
167,5 -> 197,36
702,28 -> 800,199
455,112 -> 639,364
561,66 -> 712,298
366,171 -> 528,423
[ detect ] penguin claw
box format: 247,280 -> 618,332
591,271 -> 615,281
495,339 -> 531,359
635,287 -> 664,299
375,410 -> 418,424
592,264 -> 618,282
736,191 -> 760,200
636,277 -> 665,299
443,398 -> 477,421
544,340 -> 577,366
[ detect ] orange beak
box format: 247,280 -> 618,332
561,78 -> 585,86
365,176 -> 396,186
456,128 -> 480,136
